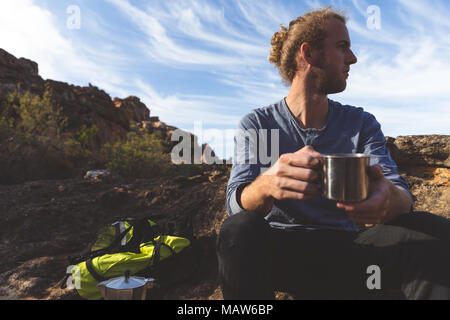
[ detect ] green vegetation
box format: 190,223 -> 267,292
0,85 -> 173,183
77,124 -> 99,149
0,85 -> 94,183
101,124 -> 171,178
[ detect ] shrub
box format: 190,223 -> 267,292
0,85 -> 174,183
11,84 -> 66,139
76,124 -> 99,149
0,85 -> 94,183
101,126 -> 170,178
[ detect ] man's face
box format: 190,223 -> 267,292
310,18 -> 357,95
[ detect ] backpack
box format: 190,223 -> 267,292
65,217 -> 191,300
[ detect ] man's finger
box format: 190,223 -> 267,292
283,167 -> 322,182
277,177 -> 321,195
336,187 -> 384,213
274,188 -> 319,201
282,153 -> 322,169
295,145 -> 322,158
336,202 -> 356,212
337,200 -> 374,213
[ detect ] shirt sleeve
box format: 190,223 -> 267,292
358,112 -> 414,202
226,113 -> 263,216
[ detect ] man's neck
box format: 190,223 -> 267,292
285,78 -> 329,130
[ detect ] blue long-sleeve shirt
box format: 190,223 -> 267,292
226,98 -> 412,232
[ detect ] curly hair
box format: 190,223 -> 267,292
269,7 -> 347,85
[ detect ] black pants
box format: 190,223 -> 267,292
216,211 -> 450,300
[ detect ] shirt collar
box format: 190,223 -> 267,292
281,97 -> 334,133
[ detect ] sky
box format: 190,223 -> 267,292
0,0 -> 449,159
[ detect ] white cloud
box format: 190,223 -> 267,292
108,0 -> 253,67
106,0 -> 291,139
235,0 -> 293,38
334,0 -> 450,136
0,0 -> 73,80
161,1 -> 266,56
1,0 -> 447,159
397,0 -> 450,29
0,0 -> 135,99
133,79 -> 241,128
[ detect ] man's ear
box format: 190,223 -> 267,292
299,42 -> 313,66
298,42 -> 321,68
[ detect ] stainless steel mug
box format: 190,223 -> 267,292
321,154 -> 370,202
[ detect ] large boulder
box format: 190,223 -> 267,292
387,135 -> 450,168
387,135 -> 449,218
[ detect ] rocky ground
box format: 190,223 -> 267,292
0,158 -> 448,300
0,167 -> 229,300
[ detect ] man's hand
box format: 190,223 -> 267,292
240,145 -> 322,215
336,165 -> 412,225
262,145 -> 322,201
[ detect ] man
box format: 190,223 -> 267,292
216,8 -> 450,300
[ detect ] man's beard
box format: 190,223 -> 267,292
310,65 -> 347,95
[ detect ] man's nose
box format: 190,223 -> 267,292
348,49 -> 357,65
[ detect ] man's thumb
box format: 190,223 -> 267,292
368,165 -> 384,180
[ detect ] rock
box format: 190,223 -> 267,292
96,187 -> 130,209
0,49 -> 211,154
385,135 -> 450,219
0,49 -> 148,146
0,134 -> 448,300
113,96 -> 150,123
386,135 -> 449,218
388,135 -> 450,168
84,169 -> 112,181
0,48 -> 218,184
150,197 -> 160,205
0,48 -> 44,99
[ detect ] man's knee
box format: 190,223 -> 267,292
388,211 -> 450,242
217,211 -> 270,254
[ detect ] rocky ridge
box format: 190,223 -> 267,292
387,136 -> 449,216
0,48 -> 216,165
